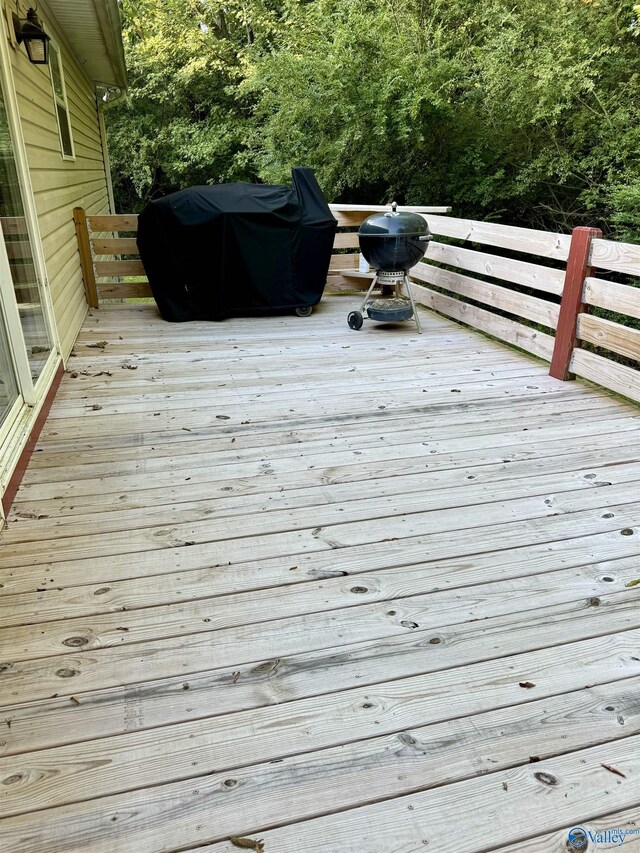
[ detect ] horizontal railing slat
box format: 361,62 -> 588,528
329,204 -> 452,213
330,204 -> 450,228
410,281 -> 555,361
424,214 -> 571,261
577,314 -> 640,362
92,238 -> 139,255
85,206 -> 451,234
88,214 -> 139,233
590,237 -> 640,277
570,348 -> 640,403
412,263 -> 560,329
97,282 -> 153,299
332,232 -> 360,249
329,253 -> 359,272
324,275 -> 372,293
424,241 -> 565,296
583,277 -> 640,320
94,259 -> 146,277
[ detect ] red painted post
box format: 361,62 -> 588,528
549,226 -> 602,380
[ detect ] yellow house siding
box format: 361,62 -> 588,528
7,1 -> 111,359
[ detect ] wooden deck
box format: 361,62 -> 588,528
1,296 -> 639,852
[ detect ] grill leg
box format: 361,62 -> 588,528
359,274 -> 379,314
403,274 -> 422,333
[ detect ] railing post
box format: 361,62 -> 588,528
73,206 -> 99,309
549,225 -> 602,380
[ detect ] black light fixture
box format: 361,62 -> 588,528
13,8 -> 50,65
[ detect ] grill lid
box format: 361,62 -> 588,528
359,202 -> 429,237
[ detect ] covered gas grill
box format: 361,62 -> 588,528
347,203 -> 432,332
137,168 -> 337,322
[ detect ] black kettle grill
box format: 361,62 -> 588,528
347,203 -> 432,332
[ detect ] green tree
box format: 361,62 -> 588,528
107,0 -> 281,210
107,0 -> 640,241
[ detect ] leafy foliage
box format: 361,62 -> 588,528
107,0 -> 640,240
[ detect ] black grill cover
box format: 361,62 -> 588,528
137,168 -> 337,322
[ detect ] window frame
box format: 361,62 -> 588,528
48,39 -> 75,161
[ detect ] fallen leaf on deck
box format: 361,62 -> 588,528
182,427 -> 192,432
216,415 -> 231,420
601,763 -> 626,778
88,404 -> 102,411
87,341 -> 108,349
31,345 -> 49,354
625,579 -> 640,588
122,364 -> 138,370
70,696 -> 80,705
229,838 -> 264,852
519,681 -> 536,689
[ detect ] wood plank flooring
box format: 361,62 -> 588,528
1,296 -> 639,852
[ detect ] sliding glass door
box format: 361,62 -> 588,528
0,76 -> 53,382
0,9 -> 60,504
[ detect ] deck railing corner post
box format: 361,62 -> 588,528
549,225 -> 602,381
73,206 -> 99,310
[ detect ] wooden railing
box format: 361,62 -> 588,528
406,220 -> 640,403
72,204 -> 451,304
73,204 -> 640,403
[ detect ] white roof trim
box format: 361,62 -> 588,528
43,0 -> 127,90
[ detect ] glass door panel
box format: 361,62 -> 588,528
0,303 -> 18,427
0,81 -> 52,381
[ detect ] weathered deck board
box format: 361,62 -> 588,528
4,462 -> 639,567
1,523 -> 637,627
0,297 -> 638,851
1,594 -> 637,758
197,738 -> 640,853
494,810 -> 640,851
4,445 -> 638,541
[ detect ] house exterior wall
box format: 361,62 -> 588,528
5,0 -> 112,359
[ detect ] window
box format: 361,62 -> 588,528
49,42 -> 74,159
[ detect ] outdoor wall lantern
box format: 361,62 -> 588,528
13,8 -> 50,65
